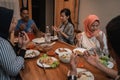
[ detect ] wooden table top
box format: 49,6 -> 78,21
20,40 -> 116,80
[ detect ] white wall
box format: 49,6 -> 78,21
78,0 -> 120,33
0,0 -> 20,20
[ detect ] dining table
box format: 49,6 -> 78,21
20,40 -> 117,80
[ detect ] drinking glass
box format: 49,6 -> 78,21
45,33 -> 51,43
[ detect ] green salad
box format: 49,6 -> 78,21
39,54 -> 59,68
99,56 -> 110,67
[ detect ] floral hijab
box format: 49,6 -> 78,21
84,15 -> 100,38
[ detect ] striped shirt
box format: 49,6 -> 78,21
0,37 -> 24,80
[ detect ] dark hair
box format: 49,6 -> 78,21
60,8 -> 74,26
20,7 -> 28,13
106,15 -> 120,57
0,7 -> 13,39
106,15 -> 120,75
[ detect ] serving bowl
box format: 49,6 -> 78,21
58,52 -> 72,63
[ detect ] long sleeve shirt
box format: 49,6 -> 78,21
0,37 -> 24,80
77,31 -> 109,55
58,22 -> 75,45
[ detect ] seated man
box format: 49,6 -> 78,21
15,7 -> 41,40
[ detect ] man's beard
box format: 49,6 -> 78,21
24,16 -> 29,22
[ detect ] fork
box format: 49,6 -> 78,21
40,61 -> 46,74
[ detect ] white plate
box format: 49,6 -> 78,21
99,56 -> 114,69
37,57 -> 58,68
32,37 -> 45,44
77,68 -> 94,80
55,48 -> 72,55
107,61 -> 114,68
73,48 -> 87,55
25,50 -> 40,58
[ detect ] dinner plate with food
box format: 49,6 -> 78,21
67,68 -> 94,80
55,48 -> 72,55
25,49 -> 40,58
99,55 -> 114,68
37,54 -> 59,68
32,37 -> 45,44
73,48 -> 87,55
76,68 -> 94,80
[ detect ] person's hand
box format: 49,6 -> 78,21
69,52 -> 78,75
75,33 -> 82,47
18,31 -> 30,49
70,53 -> 78,67
52,26 -> 60,32
93,30 -> 103,41
95,34 -> 102,42
52,26 -> 56,31
83,50 -> 100,67
93,30 -> 104,50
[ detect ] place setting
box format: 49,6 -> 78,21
37,54 -> 59,68
55,47 -> 72,55
99,54 -> 114,69
73,47 -> 114,69
54,47 -> 95,80
25,49 -> 40,58
67,67 -> 94,80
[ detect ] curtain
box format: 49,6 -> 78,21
0,0 -> 20,20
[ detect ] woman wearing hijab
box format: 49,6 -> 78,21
0,7 -> 29,80
76,15 -> 108,56
83,15 -> 120,80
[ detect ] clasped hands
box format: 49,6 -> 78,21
70,49 -> 100,72
52,26 -> 61,32
18,31 -> 30,49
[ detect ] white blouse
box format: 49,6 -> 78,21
77,31 -> 109,55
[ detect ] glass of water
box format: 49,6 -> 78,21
45,33 -> 51,43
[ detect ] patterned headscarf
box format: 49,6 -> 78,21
84,15 -> 100,38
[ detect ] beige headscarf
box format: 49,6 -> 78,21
84,15 -> 100,38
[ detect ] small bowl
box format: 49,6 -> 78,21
59,52 -> 71,63
27,42 -> 36,49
